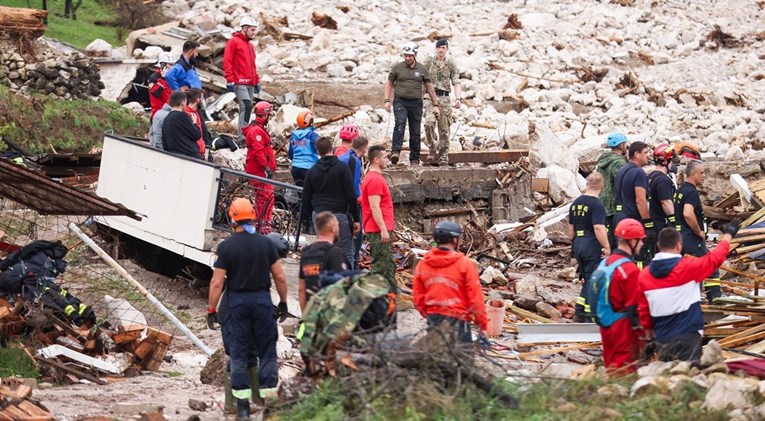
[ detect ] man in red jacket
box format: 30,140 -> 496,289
242,101 -> 275,234
148,52 -> 175,120
638,222 -> 738,362
599,218 -> 645,374
224,16 -> 261,143
413,220 -> 487,343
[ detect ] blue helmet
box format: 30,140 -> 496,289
606,132 -> 628,148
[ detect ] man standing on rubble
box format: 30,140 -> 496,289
302,137 -> 359,266
674,161 -> 722,302
186,88 -> 211,160
423,39 -> 461,167
224,16 -> 261,143
569,172 -> 610,322
242,101 -> 276,234
384,42 -> 442,166
597,219 -> 645,374
165,40 -> 202,93
361,145 -> 397,292
148,52 -> 175,120
613,141 -> 653,264
647,143 -> 677,258
638,223 -> 738,362
207,198 -> 289,419
298,211 -> 350,310
413,221 -> 487,342
596,132 -> 628,244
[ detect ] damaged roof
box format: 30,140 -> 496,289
0,157 -> 140,220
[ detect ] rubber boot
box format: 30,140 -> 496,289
223,375 -> 236,414
248,366 -> 262,404
236,398 -> 251,420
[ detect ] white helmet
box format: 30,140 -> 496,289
157,51 -> 176,65
401,42 -> 418,56
239,16 -> 257,28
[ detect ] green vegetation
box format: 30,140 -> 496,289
0,341 -> 39,378
0,85 -> 148,155
2,0 -> 123,48
276,374 -> 730,421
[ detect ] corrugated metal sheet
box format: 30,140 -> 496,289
0,158 -> 140,220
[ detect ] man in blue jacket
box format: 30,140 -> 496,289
339,136 -> 369,269
165,40 -> 202,92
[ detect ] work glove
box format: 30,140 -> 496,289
207,309 -> 219,330
275,302 -> 289,323
226,83 -> 235,93
265,168 -> 274,179
721,218 -> 742,238
254,83 -> 261,94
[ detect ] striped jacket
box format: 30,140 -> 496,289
637,242 -> 729,341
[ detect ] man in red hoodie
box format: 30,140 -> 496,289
224,16 -> 260,143
638,222 -> 738,362
413,220 -> 487,342
148,52 -> 175,120
242,101 -> 275,234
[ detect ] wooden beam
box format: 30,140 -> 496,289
506,304 -> 554,324
0,6 -> 47,37
419,149 -> 529,164
517,342 -> 601,359
743,207 -> 765,228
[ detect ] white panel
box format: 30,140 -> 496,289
96,136 -> 220,254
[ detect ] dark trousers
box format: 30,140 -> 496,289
682,232 -> 721,301
573,237 -> 601,319
226,291 -> 278,396
427,314 -> 472,343
353,203 -> 362,270
392,97 -> 423,162
293,167 -> 312,232
657,332 -> 702,362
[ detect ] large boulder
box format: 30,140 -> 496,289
85,39 -> 112,58
536,165 -> 583,203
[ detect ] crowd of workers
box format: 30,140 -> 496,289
142,15 -> 740,418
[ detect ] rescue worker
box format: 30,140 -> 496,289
647,143 -> 677,258
384,42 -> 442,166
207,198 -> 289,419
224,16 -> 261,143
242,101 -> 276,234
595,132 -> 628,245
302,137 -> 359,266
613,141 -> 653,265
298,211 -> 350,310
333,123 -> 359,157
638,223 -> 738,362
148,51 -> 175,120
339,136 -> 369,270
165,40 -> 202,92
413,221 -> 488,342
423,39 -> 462,166
361,145 -> 397,291
674,161 -> 721,301
598,219 -> 645,374
288,110 -> 320,187
569,172 -> 610,322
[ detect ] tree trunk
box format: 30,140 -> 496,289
0,6 -> 48,37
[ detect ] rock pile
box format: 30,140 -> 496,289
0,47 -> 103,99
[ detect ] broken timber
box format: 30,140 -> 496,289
0,6 -> 47,38
419,149 -> 528,164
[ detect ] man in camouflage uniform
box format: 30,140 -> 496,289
423,39 -> 462,166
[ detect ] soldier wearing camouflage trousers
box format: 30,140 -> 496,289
423,39 -> 462,166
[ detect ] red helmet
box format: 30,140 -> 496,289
614,219 -> 646,240
296,110 -> 314,128
653,143 -> 676,166
254,101 -> 273,116
339,123 -> 359,141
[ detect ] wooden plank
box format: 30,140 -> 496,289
0,384 -> 32,399
419,149 -> 529,164
133,338 -> 157,361
715,191 -> 740,209
144,342 -> 168,371
732,233 -> 765,244
718,324 -> 765,347
506,304 -> 554,324
733,243 -> 765,254
1,405 -> 30,419
155,329 -> 173,346
736,228 -> 765,236
16,401 -> 53,419
532,178 -> 549,193
517,342 -> 601,359
0,409 -> 14,421
34,356 -> 108,386
719,330 -> 765,348
743,207 -> 765,228
111,329 -> 143,345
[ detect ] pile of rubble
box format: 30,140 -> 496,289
0,42 -> 104,100
0,378 -> 52,420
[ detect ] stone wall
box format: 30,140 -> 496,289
0,50 -> 103,99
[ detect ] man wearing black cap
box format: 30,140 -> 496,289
423,39 -> 462,166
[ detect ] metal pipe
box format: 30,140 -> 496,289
68,222 -> 214,357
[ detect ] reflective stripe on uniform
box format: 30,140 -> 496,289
296,323 -> 305,340
703,278 -> 721,288
259,387 -> 278,399
64,305 -> 76,316
576,230 -> 585,237
232,388 -> 252,400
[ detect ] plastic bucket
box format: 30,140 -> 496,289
486,299 -> 506,337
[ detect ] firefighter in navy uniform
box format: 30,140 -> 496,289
613,141 -> 653,267
646,143 -> 677,259
568,172 -> 610,322
674,161 -> 721,302
207,198 -> 289,420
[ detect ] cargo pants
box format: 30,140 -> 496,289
366,232 -> 397,293
423,96 -> 452,164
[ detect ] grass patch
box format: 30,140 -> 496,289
2,0 -> 123,48
161,370 -> 184,378
276,374 -> 731,421
0,84 -> 149,154
0,341 -> 39,379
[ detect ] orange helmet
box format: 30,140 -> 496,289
228,198 -> 256,222
614,219 -> 646,240
674,141 -> 701,160
296,110 -> 314,128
